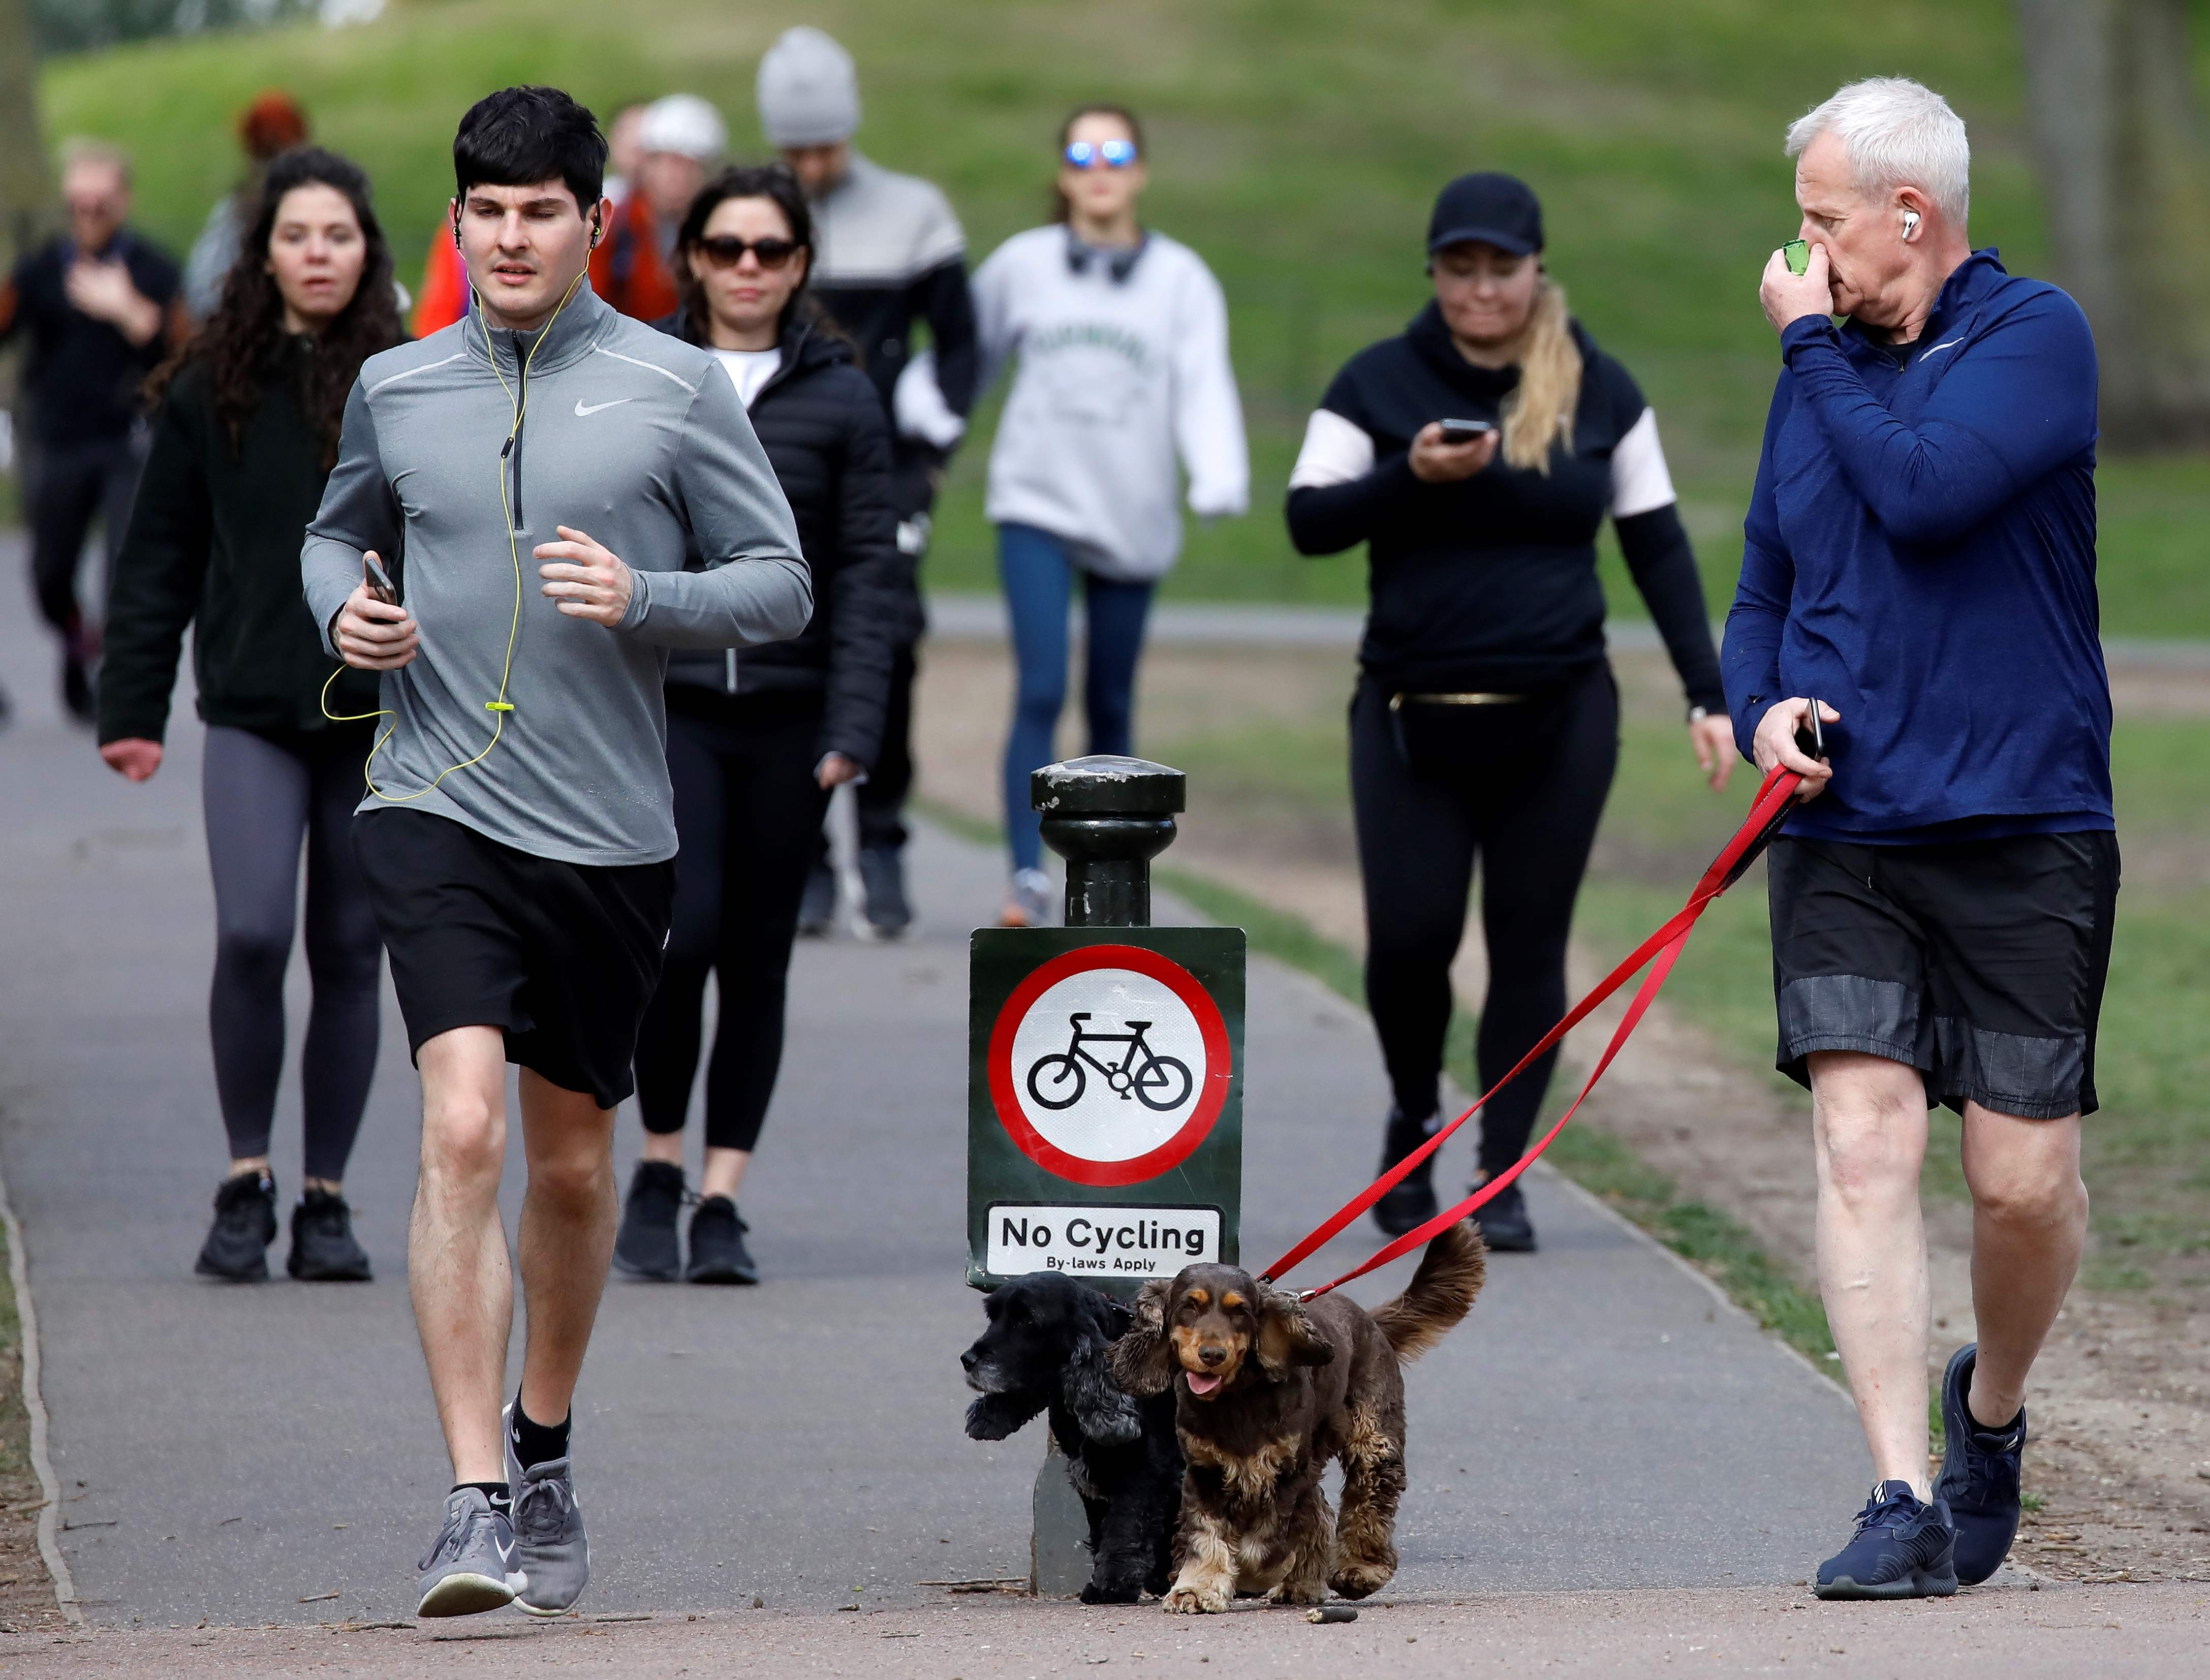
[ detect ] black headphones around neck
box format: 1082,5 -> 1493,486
1065,226 -> 1149,284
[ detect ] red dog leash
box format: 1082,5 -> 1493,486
1263,760 -> 1809,1301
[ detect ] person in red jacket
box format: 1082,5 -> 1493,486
589,95 -> 724,320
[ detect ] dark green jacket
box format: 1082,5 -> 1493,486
98,344 -> 380,744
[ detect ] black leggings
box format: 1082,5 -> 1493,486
633,690 -> 832,1154
1349,665 -> 1618,1176
203,724 -> 383,1180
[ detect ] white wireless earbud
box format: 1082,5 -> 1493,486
1902,209 -> 1920,238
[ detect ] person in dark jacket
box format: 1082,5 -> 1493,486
615,164 -> 902,1285
1287,173 -> 1738,1254
97,147 -> 405,1281
0,140 -> 188,720
759,25 -> 980,935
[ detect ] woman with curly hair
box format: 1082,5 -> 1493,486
98,146 -> 406,1283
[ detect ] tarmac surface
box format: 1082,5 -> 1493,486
19,540 -> 2187,1670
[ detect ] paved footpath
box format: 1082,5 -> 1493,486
11,542 -> 2197,1670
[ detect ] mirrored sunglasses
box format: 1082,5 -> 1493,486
1064,139 -> 1139,170
697,235 -> 802,270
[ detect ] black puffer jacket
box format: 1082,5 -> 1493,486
99,345 -> 380,744
655,309 -> 908,770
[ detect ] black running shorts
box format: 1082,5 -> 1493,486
1765,831 -> 2119,1119
353,810 -> 674,1109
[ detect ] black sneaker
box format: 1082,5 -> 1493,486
859,846 -> 912,938
1372,1108 -> 1441,1238
1470,1175 -> 1537,1253
796,861 -> 837,938
1934,1343 -> 2026,1585
1815,1480 -> 1958,1599
612,1160 -> 685,1281
196,1169 -> 278,1281
287,1188 -> 372,1281
686,1196 -> 759,1284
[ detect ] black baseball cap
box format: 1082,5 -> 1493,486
1427,172 -> 1544,257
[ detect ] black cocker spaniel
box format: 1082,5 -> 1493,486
961,1270 -> 1183,1603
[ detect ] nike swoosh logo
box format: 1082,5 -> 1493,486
574,397 -> 634,417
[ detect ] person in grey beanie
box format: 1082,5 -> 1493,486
758,24 -> 977,940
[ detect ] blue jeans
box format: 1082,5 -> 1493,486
998,523 -> 1156,872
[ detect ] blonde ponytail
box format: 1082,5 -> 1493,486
1499,276 -> 1581,473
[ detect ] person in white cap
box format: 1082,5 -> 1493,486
590,92 -> 726,320
757,25 -> 976,940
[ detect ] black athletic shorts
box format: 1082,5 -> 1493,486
353,809 -> 675,1109
1766,831 -> 2119,1119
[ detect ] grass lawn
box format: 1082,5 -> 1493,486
31,0 -> 2210,634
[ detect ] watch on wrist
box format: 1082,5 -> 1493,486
1687,704 -> 1711,725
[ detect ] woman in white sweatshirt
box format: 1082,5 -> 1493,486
972,103 -> 1249,925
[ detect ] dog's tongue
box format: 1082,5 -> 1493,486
1185,1371 -> 1223,1396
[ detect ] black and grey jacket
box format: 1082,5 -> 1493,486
656,308 -> 907,772
807,152 -> 977,514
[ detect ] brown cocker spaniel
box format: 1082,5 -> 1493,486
1110,1222 -> 1485,1613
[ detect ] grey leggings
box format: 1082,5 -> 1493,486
202,725 -> 382,1180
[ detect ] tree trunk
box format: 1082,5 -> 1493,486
0,0 -> 49,269
2018,0 -> 2210,448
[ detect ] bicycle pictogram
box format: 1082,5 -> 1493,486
1024,1012 -> 1195,1113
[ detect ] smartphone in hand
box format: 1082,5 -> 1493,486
1438,418 -> 1494,446
363,553 -> 398,606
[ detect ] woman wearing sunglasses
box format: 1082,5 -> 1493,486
971,103 -> 1249,926
1286,173 -> 1736,1253
614,164 -> 904,1284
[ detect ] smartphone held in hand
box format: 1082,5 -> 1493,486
1438,418 -> 1494,446
363,553 -> 398,606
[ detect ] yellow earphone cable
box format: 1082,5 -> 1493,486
322,268 -> 591,802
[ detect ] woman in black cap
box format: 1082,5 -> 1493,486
1286,172 -> 1737,1252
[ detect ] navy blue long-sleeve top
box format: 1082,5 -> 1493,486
1721,250 -> 2112,842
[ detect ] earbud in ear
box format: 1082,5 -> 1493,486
1902,209 -> 1920,238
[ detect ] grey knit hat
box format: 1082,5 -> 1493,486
757,26 -> 860,147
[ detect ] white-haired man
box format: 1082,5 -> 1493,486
1724,78 -> 2112,1599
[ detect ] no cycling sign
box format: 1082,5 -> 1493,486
967,927 -> 1244,1295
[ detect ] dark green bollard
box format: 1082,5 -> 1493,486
1032,755 -> 1187,929
1028,755 -> 1187,1595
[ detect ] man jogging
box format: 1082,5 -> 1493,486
1725,78 -> 2112,1600
758,25 -> 977,935
302,86 -> 807,1619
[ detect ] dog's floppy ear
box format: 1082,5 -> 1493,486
965,1389 -> 1048,1442
1064,1291 -> 1143,1445
1255,1285 -> 1334,1380
1108,1278 -> 1177,1397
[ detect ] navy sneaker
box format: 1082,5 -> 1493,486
1815,1480 -> 1957,1600
1933,1343 -> 2026,1585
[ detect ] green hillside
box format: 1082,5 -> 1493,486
37,0 -> 2210,632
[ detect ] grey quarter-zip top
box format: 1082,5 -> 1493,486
302,285 -> 810,866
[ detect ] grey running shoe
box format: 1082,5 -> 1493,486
796,860 -> 837,938
859,845 -> 913,937
415,1486 -> 522,1617
1000,867 -> 1053,928
506,1406 -> 589,1616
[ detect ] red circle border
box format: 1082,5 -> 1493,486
987,943 -> 1231,1188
